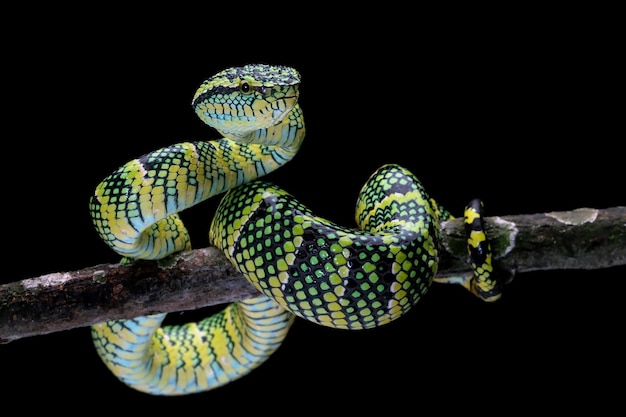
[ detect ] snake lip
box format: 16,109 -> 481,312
279,94 -> 298,102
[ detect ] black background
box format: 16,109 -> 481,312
2,8 -> 624,413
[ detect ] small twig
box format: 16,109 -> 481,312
1,206 -> 624,344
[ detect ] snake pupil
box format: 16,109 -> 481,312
239,81 -> 251,94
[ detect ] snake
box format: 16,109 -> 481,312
89,64 -> 501,396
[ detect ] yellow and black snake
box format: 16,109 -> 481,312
89,64 -> 501,396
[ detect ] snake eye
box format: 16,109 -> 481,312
239,81 -> 252,94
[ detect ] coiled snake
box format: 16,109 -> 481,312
89,64 -> 501,396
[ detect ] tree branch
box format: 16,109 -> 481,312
2,206 -> 624,344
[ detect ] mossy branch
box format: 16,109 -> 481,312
1,206 -> 624,344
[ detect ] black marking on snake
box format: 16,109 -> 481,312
89,64 -> 499,396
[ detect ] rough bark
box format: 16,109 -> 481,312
1,206 -> 624,344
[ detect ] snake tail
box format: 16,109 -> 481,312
433,198 -> 501,301
210,163 -> 443,330
464,198 -> 501,301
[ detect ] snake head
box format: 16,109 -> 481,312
192,64 -> 301,141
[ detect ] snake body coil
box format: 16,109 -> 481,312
211,165 -> 441,329
89,64 -> 500,396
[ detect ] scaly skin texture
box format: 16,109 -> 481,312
89,64 -> 304,260
89,64 -> 499,396
90,64 -> 303,395
210,164 -> 441,329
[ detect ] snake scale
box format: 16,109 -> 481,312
89,64 -> 501,396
